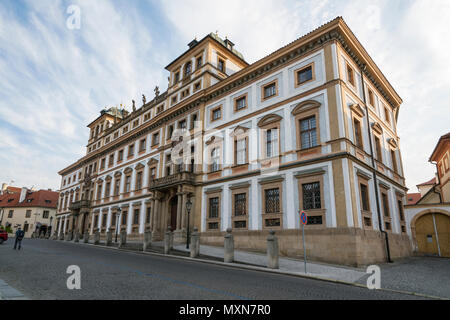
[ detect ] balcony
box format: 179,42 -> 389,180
148,172 -> 195,190
69,200 -> 91,211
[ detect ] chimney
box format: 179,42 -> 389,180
19,187 -> 27,203
188,39 -> 198,49
224,38 -> 235,51
1,183 -> 7,195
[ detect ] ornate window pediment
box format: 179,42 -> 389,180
205,135 -> 223,146
230,125 -> 249,137
291,100 -> 321,115
371,122 -> 383,135
388,138 -> 398,149
147,158 -> 158,166
104,175 -> 112,181
114,171 -> 122,178
124,167 -> 133,174
350,104 -> 365,118
135,163 -> 145,170
257,114 -> 282,128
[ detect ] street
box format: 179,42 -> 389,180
0,239 -> 433,300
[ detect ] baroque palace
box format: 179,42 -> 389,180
56,17 -> 412,266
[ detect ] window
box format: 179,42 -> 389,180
26,210 -> 31,218
184,61 -> 192,77
121,211 -> 128,226
97,184 -> 103,200
139,139 -> 146,152
302,182 -> 321,210
194,81 -> 201,92
296,64 -> 313,86
211,148 -> 220,172
234,95 -> 247,111
181,88 -> 190,98
374,136 -> 383,161
384,106 -> 391,125
347,64 -> 355,87
381,192 -> 390,218
190,113 -> 198,130
125,175 -> 131,193
354,118 -> 363,148
174,71 -> 180,83
150,167 -> 156,180
300,116 -> 317,149
209,197 -> 219,218
167,125 -> 174,140
262,81 -> 277,100
114,179 -> 121,196
234,193 -> 246,216
179,119 -> 186,129
94,215 -> 99,227
266,128 -> 279,158
171,96 -> 177,105
109,154 -> 114,166
111,213 -> 117,228
196,56 -> 202,69
102,214 -> 107,227
114,132 -> 119,139
118,150 -> 124,161
8,210 -> 13,218
144,113 -> 151,122
152,132 -> 159,145
265,188 -> 280,214
136,172 -> 143,190
133,119 -> 139,128
157,104 -> 164,114
360,184 -> 370,212
123,126 -> 128,134
128,144 -> 134,157
105,182 -> 111,197
133,209 -> 140,225
235,138 -> 247,165
100,158 -> 106,169
218,58 -> 225,73
146,207 -> 151,224
398,199 -> 405,222
368,89 -> 375,107
211,106 -> 222,122
391,149 -> 398,173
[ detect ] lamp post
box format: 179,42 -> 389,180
115,208 -> 121,243
49,216 -> 53,237
0,208 -> 4,226
185,196 -> 192,249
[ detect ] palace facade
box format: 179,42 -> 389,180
56,17 -> 412,266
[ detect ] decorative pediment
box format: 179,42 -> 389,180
371,122 -> 383,135
135,163 -> 145,170
205,135 -> 223,146
104,175 -> 112,181
350,104 -> 365,118
388,138 -> 398,149
75,187 -> 80,191
291,100 -> 321,115
257,114 -> 282,127
96,178 -> 103,183
124,167 -> 133,174
69,189 -> 74,194
230,125 -> 249,137
147,158 -> 158,166
114,171 -> 122,177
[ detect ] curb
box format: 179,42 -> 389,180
55,239 -> 446,300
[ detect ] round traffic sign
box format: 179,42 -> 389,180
300,211 -> 308,225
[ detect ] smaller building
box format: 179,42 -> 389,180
0,186 -> 59,238
405,133 -> 450,257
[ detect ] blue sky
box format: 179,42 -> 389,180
0,0 -> 449,192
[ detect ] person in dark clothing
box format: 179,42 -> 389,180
14,227 -> 25,250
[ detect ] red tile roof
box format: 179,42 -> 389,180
406,193 -> 422,205
0,189 -> 59,209
417,178 -> 437,187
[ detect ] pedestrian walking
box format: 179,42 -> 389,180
14,227 -> 25,250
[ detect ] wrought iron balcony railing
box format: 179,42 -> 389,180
148,171 -> 195,190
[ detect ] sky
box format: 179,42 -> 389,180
0,0 -> 449,192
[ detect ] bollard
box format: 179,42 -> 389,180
94,230 -> 100,245
83,231 -> 89,244
119,228 -> 127,248
143,228 -> 152,251
74,232 -> 80,243
106,231 -> 112,246
164,228 -> 172,254
190,227 -> 200,258
224,228 -> 234,263
266,230 -> 279,269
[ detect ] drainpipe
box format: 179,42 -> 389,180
430,160 -> 443,204
360,64 -> 392,263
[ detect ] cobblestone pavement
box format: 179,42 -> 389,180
356,256 -> 450,299
0,239 -> 432,300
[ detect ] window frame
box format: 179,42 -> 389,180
261,79 -> 279,102
231,184 -> 250,230
206,190 -> 222,231
295,62 -> 315,87
233,93 -> 248,113
260,179 -> 283,230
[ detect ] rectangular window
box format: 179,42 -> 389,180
26,210 -> 31,218
211,107 -> 222,121
197,56 -> 202,69
266,129 -> 279,158
121,211 -> 128,226
347,64 -> 355,87
118,150 -> 124,161
102,214 -> 107,227
307,216 -> 323,225
209,197 -> 219,218
139,139 -> 146,152
391,149 -> 398,173
133,209 -> 140,225
300,116 -> 317,149
114,179 -> 121,196
384,106 -> 391,125
382,193 -> 390,218
263,82 -> 277,99
109,154 -> 114,166
184,61 -> 192,77
150,167 -> 156,180
97,184 -> 102,200
235,138 -> 247,165
218,58 -> 225,73
265,188 -> 280,214
105,182 -> 111,197
354,118 -> 363,148
374,136 -> 383,161
136,172 -> 143,190
398,200 -> 405,222
234,193 -> 247,216
125,176 -> 131,193
360,184 -> 370,212
8,210 -> 13,218
211,147 -> 220,172
297,65 -> 313,85
302,182 -> 321,210
146,207 -> 151,224
152,132 -> 159,145
179,119 -> 186,129
368,89 -> 375,107
235,96 -> 247,111
101,158 -> 106,169
128,144 -> 134,157
174,71 -> 180,83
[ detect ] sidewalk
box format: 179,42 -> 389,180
171,243 -> 367,283
0,279 -> 28,300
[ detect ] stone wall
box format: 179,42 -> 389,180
200,228 -> 412,267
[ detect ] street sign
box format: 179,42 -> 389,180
300,211 -> 308,225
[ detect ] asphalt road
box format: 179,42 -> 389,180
0,239 -> 428,300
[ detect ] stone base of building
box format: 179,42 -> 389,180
199,228 -> 413,267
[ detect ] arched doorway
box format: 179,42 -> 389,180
169,196 -> 178,231
415,212 -> 450,257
